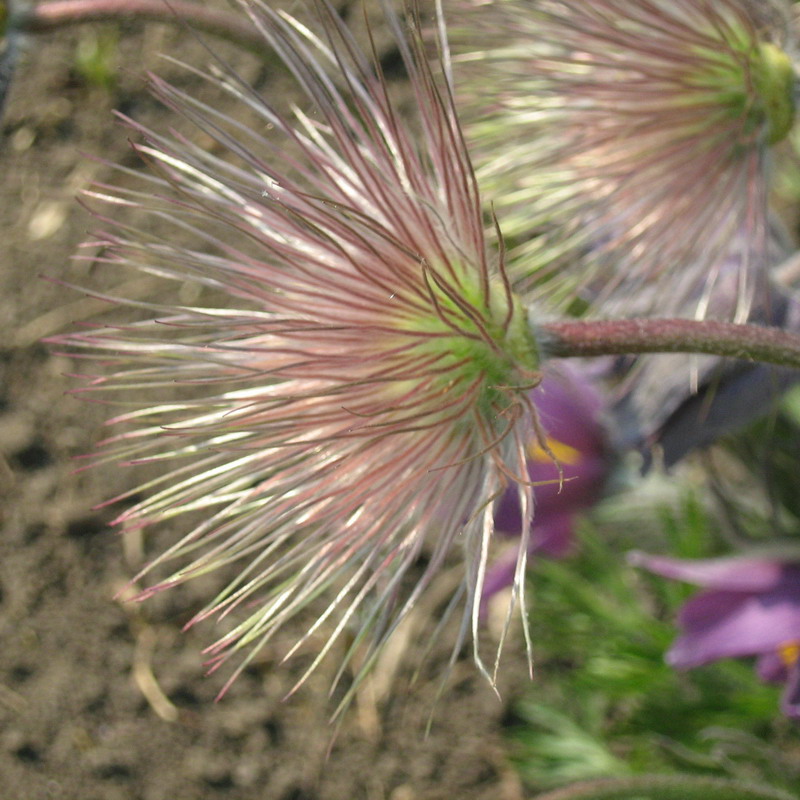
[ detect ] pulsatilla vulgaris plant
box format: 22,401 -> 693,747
453,0 -> 797,318
54,0 -> 543,705
49,0 -> 800,714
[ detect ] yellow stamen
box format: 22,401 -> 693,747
778,641 -> 800,668
528,437 -> 581,466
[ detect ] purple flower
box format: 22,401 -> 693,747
631,552 -> 800,718
485,264 -> 800,610
484,365 -> 612,606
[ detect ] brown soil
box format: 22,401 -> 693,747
0,4 -> 531,800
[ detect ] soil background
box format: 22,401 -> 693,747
0,3 -> 531,799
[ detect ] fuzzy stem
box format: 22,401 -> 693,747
14,0 -> 267,55
533,775 -> 797,800
538,318 -> 800,369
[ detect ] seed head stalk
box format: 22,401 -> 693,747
8,0 -> 269,55
540,317 -> 800,369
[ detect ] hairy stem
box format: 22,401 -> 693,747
533,775 -> 797,800
14,0 -> 267,54
539,318 -> 800,369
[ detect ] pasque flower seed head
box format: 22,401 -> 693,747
53,0 -> 543,706
454,0 -> 797,318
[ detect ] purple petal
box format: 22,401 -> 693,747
494,455 -> 606,534
532,365 -> 606,454
533,513 -> 577,559
481,548 -> 519,610
629,553 -> 788,592
484,514 -> 576,602
530,449 -> 608,504
757,651 -> 789,684
667,589 -> 800,667
481,514 -> 578,619
781,661 -> 800,719
495,367 -> 610,536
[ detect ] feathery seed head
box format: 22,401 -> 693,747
52,0 -> 541,706
680,24 -> 795,147
453,0 -> 797,318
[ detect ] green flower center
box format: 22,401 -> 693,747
753,41 -> 795,145
408,271 -> 540,418
690,28 -> 795,146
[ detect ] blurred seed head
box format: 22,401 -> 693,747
453,0 -> 798,318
